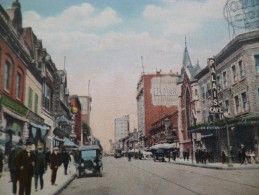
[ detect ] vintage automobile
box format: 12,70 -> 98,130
74,145 -> 103,177
152,148 -> 166,162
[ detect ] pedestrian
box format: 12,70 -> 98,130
222,150 -> 226,164
17,140 -> 36,195
45,148 -> 51,168
34,145 -> 47,192
0,148 -> 4,178
183,149 -> 186,161
49,147 -> 62,185
61,149 -> 71,175
172,148 -> 177,161
8,144 -> 23,195
186,148 -> 190,161
238,144 -> 246,165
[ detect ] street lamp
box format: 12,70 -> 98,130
223,112 -> 233,167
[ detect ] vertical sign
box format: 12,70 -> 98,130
209,58 -> 222,113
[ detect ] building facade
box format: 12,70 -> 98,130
136,71 -> 179,147
114,115 -> 130,147
190,30 -> 259,162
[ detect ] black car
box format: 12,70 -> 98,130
152,148 -> 166,162
74,145 -> 103,177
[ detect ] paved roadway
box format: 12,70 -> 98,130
60,157 -> 259,195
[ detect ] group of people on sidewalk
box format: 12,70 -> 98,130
0,140 -> 71,195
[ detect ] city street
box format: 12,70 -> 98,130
61,157 -> 259,195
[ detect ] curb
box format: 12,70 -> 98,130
170,161 -> 259,170
53,173 -> 77,195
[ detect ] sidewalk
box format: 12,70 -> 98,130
0,162 -> 76,195
166,158 -> 259,170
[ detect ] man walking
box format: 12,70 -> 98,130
34,145 -> 47,191
61,149 -> 71,175
49,147 -> 62,185
17,140 -> 35,195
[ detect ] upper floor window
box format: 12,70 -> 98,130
234,95 -> 240,114
3,61 -> 10,90
34,93 -> 38,114
255,54 -> 259,74
42,83 -> 51,111
195,89 -> 198,96
238,60 -> 244,78
201,86 -> 205,99
16,73 -> 21,99
241,92 -> 248,112
28,87 -> 33,109
223,71 -> 227,88
216,75 -> 221,91
224,100 -> 229,112
206,82 -> 211,98
232,65 -> 237,82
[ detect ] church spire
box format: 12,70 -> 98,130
182,36 -> 192,68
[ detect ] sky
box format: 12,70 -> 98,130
1,0 -> 231,151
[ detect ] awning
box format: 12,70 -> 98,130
57,115 -> 71,124
63,137 -> 79,148
150,143 -> 178,150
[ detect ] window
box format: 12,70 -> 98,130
255,55 -> 259,73
223,71 -> 227,88
3,61 -> 10,90
241,92 -> 247,112
238,60 -> 244,78
42,83 -> 51,111
216,75 -> 221,91
201,86 -> 205,99
224,100 -> 229,112
16,73 -> 21,99
206,82 -> 211,98
34,93 -> 38,114
195,89 -> 198,96
232,65 -> 237,82
234,95 -> 240,114
28,87 -> 33,109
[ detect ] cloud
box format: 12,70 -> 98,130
143,0 -> 226,35
23,3 -> 122,32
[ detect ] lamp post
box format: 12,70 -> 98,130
223,112 -> 233,167
164,117 -> 170,143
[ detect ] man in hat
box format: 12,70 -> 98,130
17,140 -> 36,195
49,147 -> 62,185
34,145 -> 47,192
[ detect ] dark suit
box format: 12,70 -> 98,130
34,151 -> 47,190
49,152 -> 62,185
17,150 -> 35,195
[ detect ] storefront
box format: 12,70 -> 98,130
0,94 -> 28,155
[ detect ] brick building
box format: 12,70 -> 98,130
136,71 -> 179,147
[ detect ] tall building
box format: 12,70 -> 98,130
114,115 -> 129,146
136,71 -> 179,146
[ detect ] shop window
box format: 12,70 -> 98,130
241,92 -> 247,112
28,87 -> 33,109
232,65 -> 237,82
16,73 -> 21,99
238,60 -> 244,78
255,54 -> 259,74
3,61 -> 10,91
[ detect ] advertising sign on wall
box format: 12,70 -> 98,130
150,76 -> 179,106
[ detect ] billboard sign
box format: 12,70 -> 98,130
224,0 -> 259,29
150,75 -> 179,106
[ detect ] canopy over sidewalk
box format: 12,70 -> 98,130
150,143 -> 178,150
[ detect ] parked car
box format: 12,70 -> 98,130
74,145 -> 103,177
114,149 -> 122,158
152,148 -> 166,162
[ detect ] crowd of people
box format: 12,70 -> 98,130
0,140 -> 72,195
